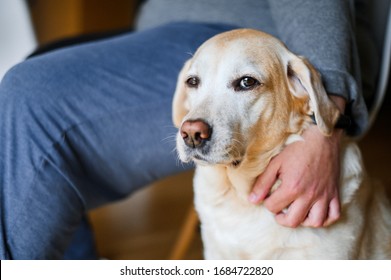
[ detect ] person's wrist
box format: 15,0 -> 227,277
329,94 -> 346,140
306,117 -> 342,144
329,94 -> 346,114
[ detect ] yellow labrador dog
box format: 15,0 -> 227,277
172,29 -> 391,259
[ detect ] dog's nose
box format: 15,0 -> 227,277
180,120 -> 212,148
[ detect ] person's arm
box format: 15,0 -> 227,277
267,0 -> 368,136
267,0 -> 354,103
249,0 -> 359,228
250,96 -> 346,228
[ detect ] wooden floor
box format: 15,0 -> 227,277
89,92 -> 391,260
89,171 -> 203,260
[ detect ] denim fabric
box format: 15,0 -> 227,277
0,22 -> 236,259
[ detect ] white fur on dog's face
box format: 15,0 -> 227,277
177,38 -> 275,166
173,29 -> 339,167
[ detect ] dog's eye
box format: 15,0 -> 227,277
186,76 -> 200,88
239,77 -> 259,89
236,77 -> 260,91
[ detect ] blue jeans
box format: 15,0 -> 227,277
0,22 -> 235,259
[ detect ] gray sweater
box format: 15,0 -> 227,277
136,0 -> 371,136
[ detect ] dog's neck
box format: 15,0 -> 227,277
202,110 -> 310,203
220,136 -> 288,202
222,114 -> 310,202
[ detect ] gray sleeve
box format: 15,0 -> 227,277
268,0 -> 368,136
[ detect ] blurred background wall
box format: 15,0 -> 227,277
28,0 -> 138,45
0,0 -> 36,80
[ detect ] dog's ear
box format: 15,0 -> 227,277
172,59 -> 192,128
286,55 -> 340,136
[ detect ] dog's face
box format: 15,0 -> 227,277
173,29 -> 339,167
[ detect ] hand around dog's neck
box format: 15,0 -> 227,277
223,140 -> 286,203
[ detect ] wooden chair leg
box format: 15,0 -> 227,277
169,205 -> 199,260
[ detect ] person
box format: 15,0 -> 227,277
0,0 -> 373,259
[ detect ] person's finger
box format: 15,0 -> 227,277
274,198 -> 312,228
249,158 -> 280,204
301,199 -> 329,228
323,197 -> 341,227
263,180 -> 299,214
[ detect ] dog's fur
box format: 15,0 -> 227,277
172,29 -> 391,259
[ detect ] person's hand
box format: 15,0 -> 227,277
249,124 -> 343,228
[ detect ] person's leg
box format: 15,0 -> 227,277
0,22 -> 236,259
63,215 -> 98,260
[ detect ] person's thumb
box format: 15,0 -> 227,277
249,158 -> 280,204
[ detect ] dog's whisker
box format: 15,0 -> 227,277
175,156 -> 181,167
161,134 -> 176,141
162,124 -> 178,129
231,138 -> 244,147
161,136 -> 177,143
161,134 -> 178,144
170,146 -> 179,155
231,131 -> 245,137
171,147 -> 187,169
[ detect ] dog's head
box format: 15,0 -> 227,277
173,29 -> 340,167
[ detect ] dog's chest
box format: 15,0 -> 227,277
192,146 -> 370,259
193,166 -> 319,259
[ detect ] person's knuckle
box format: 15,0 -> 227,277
284,216 -> 301,228
264,201 -> 279,214
287,183 -> 301,197
311,219 -> 324,228
306,187 -> 318,201
330,210 -> 341,221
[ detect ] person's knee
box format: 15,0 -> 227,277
0,57 -> 70,134
0,58 -> 70,167
0,59 -> 48,115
